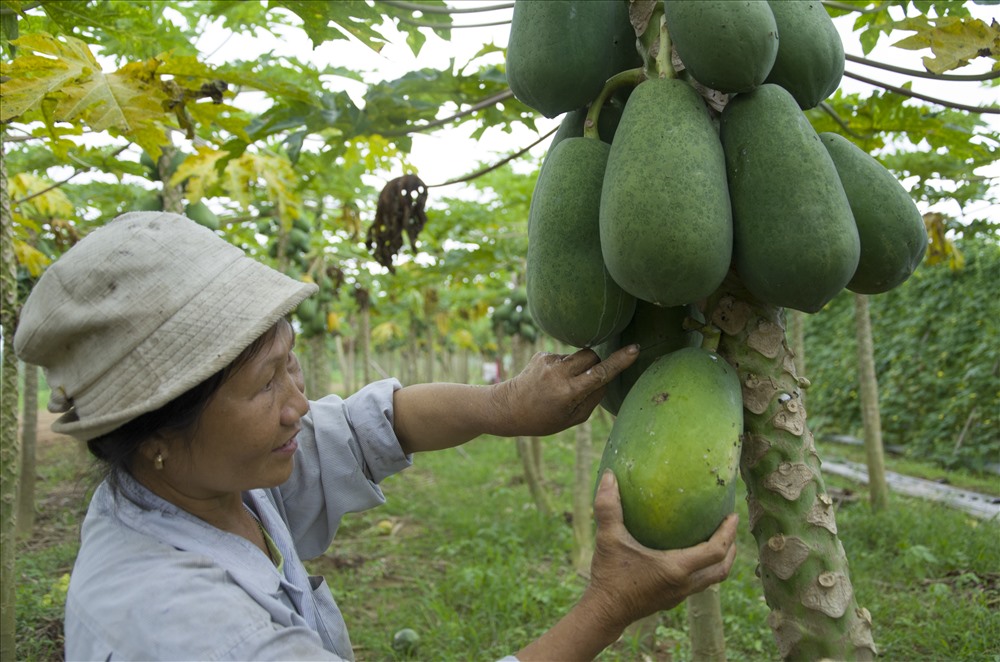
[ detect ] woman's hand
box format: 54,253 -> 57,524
515,471 -> 738,661
488,345 -> 639,437
583,470 -> 739,635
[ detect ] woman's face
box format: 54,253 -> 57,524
156,321 -> 309,499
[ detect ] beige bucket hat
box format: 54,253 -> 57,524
14,211 -> 318,442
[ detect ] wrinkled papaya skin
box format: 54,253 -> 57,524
506,1 -> 622,118
527,137 -> 636,348
764,0 -> 845,109
664,0 -> 778,93
720,84 -> 859,313
598,347 -> 743,550
600,78 -> 733,307
594,301 -> 700,416
820,133 -> 928,294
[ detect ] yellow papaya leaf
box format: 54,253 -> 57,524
169,146 -> 227,202
9,173 -> 74,219
14,239 -> 52,278
55,57 -> 172,155
371,321 -> 403,346
892,16 -> 1000,74
434,311 -> 450,337
224,152 -> 302,220
1,34 -> 171,153
452,328 -> 477,350
0,33 -> 91,121
922,212 -> 964,271
326,311 -> 341,333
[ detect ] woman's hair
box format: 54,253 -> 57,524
87,319 -> 290,494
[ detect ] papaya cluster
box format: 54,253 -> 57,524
491,288 -> 539,343
511,0 -> 928,338
508,0 -> 928,550
258,215 -> 341,338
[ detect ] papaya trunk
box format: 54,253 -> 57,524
572,417 -> 594,575
424,325 -> 435,384
511,336 -> 552,516
853,294 -> 888,511
360,307 -> 371,386
711,288 -> 877,661
158,143 -> 184,214
688,584 -> 727,662
788,310 -> 807,398
17,364 -> 38,538
304,335 -> 329,399
1,131 -> 21,661
334,335 -> 350,393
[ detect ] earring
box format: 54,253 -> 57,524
154,452 -> 164,471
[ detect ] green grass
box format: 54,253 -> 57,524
15,418 -> 1000,661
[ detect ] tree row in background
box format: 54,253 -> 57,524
804,230 -> 999,471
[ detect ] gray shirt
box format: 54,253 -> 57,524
64,379 -> 411,661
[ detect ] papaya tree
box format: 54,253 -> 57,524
509,0 -> 995,659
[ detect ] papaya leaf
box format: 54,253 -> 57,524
891,16 -> 1000,73
184,100 -> 252,143
159,52 -> 346,105
9,172 -> 75,219
13,240 -> 52,279
270,0 -> 389,52
224,151 -> 302,221
52,57 -> 172,157
371,321 -> 404,346
168,146 -> 228,203
0,34 -> 90,121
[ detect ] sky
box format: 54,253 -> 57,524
189,0 -> 999,223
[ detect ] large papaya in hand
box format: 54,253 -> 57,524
506,1 -> 634,118
527,137 -> 636,348
720,84 -> 859,313
600,78 -> 732,307
819,133 -> 928,294
597,347 -> 743,550
764,0 -> 845,109
594,300 -> 701,416
664,0 -> 778,93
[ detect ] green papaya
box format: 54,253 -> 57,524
664,0 -> 778,93
135,191 -> 163,212
527,137 -> 636,347
600,78 -> 733,307
288,228 -> 310,253
819,132 -> 928,294
764,0 -> 844,109
720,84 -> 859,313
597,347 -> 743,550
185,200 -> 220,231
506,1 -> 630,118
594,301 -> 701,416
296,297 -> 319,326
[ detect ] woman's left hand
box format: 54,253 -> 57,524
490,345 -> 639,437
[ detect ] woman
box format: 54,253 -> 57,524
14,211 -> 737,661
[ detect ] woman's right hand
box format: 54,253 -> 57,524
580,470 -> 739,639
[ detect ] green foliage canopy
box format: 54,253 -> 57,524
804,233 -> 1000,470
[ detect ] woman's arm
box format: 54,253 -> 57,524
392,345 -> 639,454
516,471 -> 739,661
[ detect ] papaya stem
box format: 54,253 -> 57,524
698,323 -> 721,353
655,15 -> 674,80
583,68 -> 646,140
